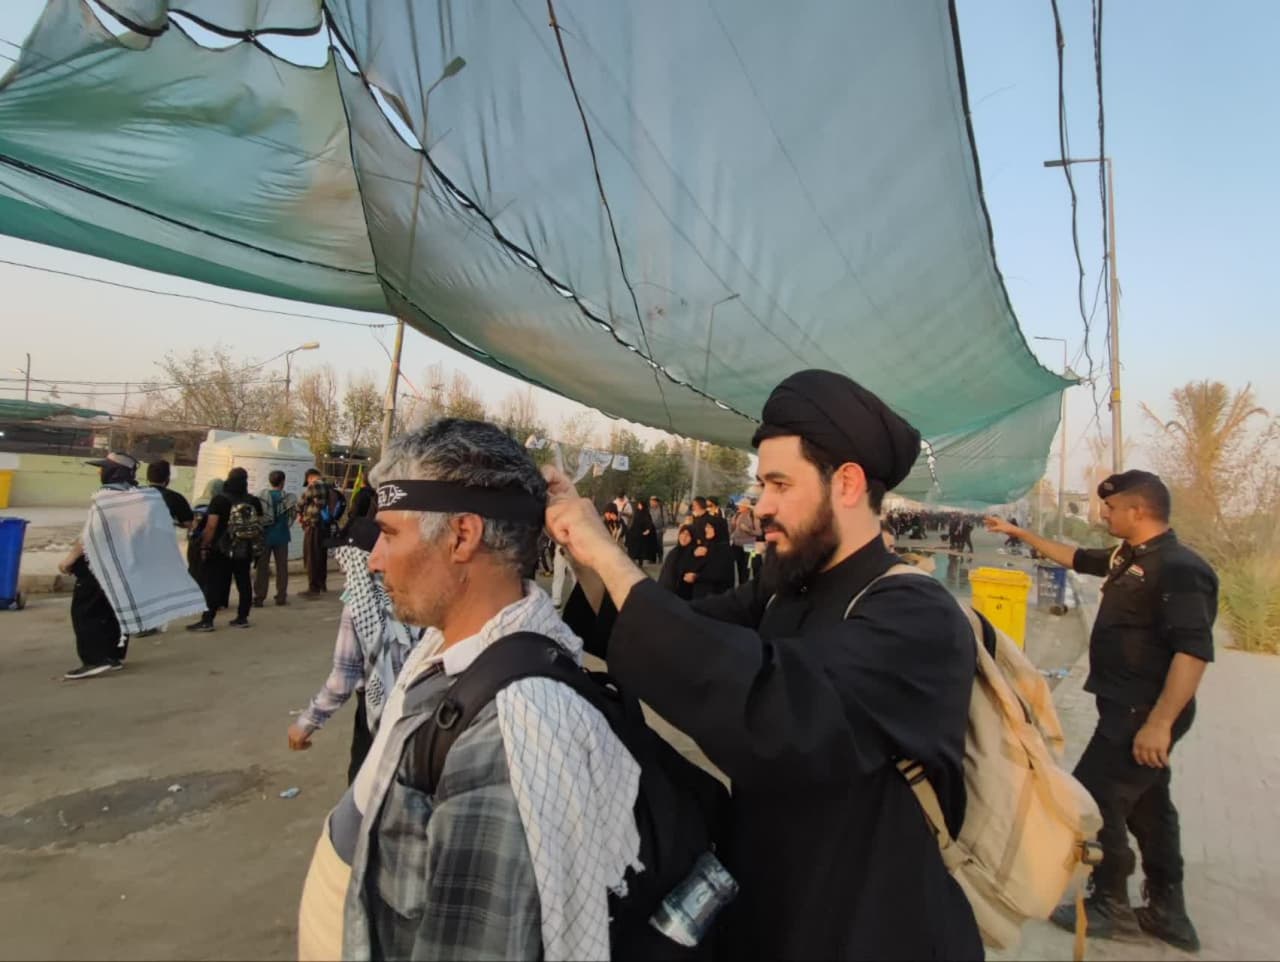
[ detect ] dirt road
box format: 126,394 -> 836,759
0,587 -> 354,961
0,529 -> 1084,960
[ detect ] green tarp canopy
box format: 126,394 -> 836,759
0,0 -> 1071,503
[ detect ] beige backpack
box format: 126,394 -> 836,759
848,566 -> 1103,958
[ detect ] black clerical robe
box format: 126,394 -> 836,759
566,536 -> 982,960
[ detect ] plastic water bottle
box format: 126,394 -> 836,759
648,851 -> 739,947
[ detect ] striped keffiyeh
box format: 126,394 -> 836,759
81,486 -> 206,635
335,544 -> 420,731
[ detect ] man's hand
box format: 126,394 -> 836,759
287,722 -> 313,751
984,516 -> 1018,536
1132,718 -> 1172,768
543,471 -> 621,572
57,559 -> 73,575
683,572 -> 698,584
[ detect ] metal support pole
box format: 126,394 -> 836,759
1105,159 -> 1123,472
23,353 -> 31,402
691,293 -> 739,503
1057,341 -> 1067,539
380,318 -> 406,457
689,440 -> 701,504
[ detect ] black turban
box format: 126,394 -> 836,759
751,369 -> 921,490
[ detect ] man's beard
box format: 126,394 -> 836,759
758,498 -> 841,597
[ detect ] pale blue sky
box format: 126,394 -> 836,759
0,1 -> 1274,489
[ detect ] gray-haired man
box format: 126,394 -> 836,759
297,419 -> 642,961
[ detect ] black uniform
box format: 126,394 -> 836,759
1071,529 -> 1216,892
567,536 -> 982,959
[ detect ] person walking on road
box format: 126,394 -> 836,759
254,470 -> 296,607
986,469 -> 1216,952
58,452 -> 138,678
648,495 -> 668,561
729,499 -> 761,585
298,468 -> 332,598
187,468 -> 263,632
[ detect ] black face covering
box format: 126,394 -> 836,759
752,369 -> 921,490
100,463 -> 136,486
375,480 -> 545,523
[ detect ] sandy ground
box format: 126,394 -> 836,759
0,529 -> 1084,961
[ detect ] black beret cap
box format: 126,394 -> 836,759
751,369 -> 921,490
1097,469 -> 1164,500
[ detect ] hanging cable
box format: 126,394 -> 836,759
1048,0 -> 1107,439
0,256 -> 393,328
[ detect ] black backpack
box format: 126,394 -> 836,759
403,632 -> 730,960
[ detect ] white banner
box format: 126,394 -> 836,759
610,453 -> 630,471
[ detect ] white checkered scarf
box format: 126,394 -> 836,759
486,588 -> 644,960
335,545 -> 414,731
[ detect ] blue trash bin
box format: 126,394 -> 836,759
1035,563 -> 1068,615
0,517 -> 29,610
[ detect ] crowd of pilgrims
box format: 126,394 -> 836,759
541,493 -> 764,599
885,508 -> 982,556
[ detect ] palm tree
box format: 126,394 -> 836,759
1142,381 -> 1269,556
1143,383 -> 1267,510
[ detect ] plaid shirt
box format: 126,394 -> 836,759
343,679 -> 541,960
298,608 -> 366,735
298,479 -> 331,529
342,588 -> 576,961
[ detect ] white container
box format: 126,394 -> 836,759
191,431 -> 316,560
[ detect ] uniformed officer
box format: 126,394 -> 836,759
986,470 -> 1215,952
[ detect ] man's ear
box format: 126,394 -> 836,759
833,462 -> 869,510
449,514 -> 486,563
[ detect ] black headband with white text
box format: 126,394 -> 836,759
376,480 -> 545,523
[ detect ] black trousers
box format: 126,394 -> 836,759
348,691 -> 373,785
202,554 -> 253,622
304,524 -> 328,592
70,565 -> 125,666
731,546 -> 750,585
1074,700 -> 1194,891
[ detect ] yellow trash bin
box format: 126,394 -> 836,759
969,567 -> 1033,648
0,469 -> 12,509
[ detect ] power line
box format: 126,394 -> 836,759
1048,0 -> 1107,441
1092,0 -> 1112,433
0,255 -> 394,328
0,377 -> 285,398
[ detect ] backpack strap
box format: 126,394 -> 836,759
412,632 -> 637,794
895,758 -> 965,872
844,563 -> 968,870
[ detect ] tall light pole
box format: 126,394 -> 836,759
283,341 -> 320,411
1035,336 -> 1070,539
1044,156 -> 1122,472
13,354 -> 31,401
380,56 -> 468,459
690,292 -> 740,500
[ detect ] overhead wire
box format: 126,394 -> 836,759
0,256 -> 394,328
1047,0 -> 1107,441
1092,0 -> 1113,430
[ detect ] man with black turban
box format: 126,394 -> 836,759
548,370 -> 982,960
